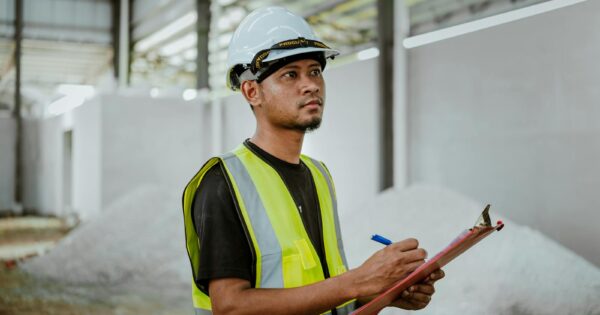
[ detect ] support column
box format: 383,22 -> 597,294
207,1 -> 222,156
196,0 -> 210,90
377,0 -> 394,190
393,0 -> 410,189
117,0 -> 130,87
111,0 -> 120,80
13,0 -> 23,212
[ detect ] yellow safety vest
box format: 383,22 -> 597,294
182,144 -> 356,315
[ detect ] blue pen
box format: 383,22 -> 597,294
371,234 -> 393,246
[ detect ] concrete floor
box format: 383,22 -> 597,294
0,217 -> 70,262
0,265 -> 191,315
0,216 -> 191,315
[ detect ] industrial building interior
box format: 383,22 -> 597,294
0,0 -> 599,314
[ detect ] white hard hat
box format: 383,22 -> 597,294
226,6 -> 339,91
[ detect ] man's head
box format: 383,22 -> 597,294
241,57 -> 325,133
225,6 -> 338,133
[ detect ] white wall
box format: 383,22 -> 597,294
72,94 -> 209,219
220,58 -> 380,218
73,97 -> 102,219
22,116 -> 64,215
304,59 -> 379,216
407,0 -> 600,265
222,93 -> 254,152
100,94 -> 209,206
0,117 -> 15,211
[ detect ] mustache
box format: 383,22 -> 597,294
299,97 -> 323,108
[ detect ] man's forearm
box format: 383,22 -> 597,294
209,271 -> 358,315
209,239 -> 435,314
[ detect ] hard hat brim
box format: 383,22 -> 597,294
262,46 -> 339,63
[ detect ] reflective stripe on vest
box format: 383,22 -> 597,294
325,300 -> 357,315
182,145 -> 356,314
194,308 -> 212,315
303,156 -> 349,277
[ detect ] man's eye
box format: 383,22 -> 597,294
283,71 -> 297,78
310,69 -> 322,76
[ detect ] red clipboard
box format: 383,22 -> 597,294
352,205 -> 504,315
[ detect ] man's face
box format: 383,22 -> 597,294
249,58 -> 326,133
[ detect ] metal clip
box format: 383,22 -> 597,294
474,204 -> 492,227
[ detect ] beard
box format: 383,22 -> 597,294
289,97 -> 324,132
290,116 -> 322,133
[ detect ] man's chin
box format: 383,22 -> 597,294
287,118 -> 322,133
300,118 -> 322,133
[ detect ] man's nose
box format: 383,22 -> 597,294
301,76 -> 320,94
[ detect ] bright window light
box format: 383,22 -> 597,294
218,33 -> 233,47
357,47 -> 380,60
56,84 -> 95,99
217,7 -> 246,30
47,96 -> 85,116
135,12 -> 197,53
229,7 -> 246,23
150,88 -> 160,98
182,89 -> 198,101
217,0 -> 236,6
169,55 -> 185,66
183,48 -> 197,60
403,0 -> 588,49
47,84 -> 96,116
160,32 -> 197,56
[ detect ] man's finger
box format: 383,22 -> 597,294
408,284 -> 435,295
390,238 -> 419,251
392,248 -> 427,266
410,301 -> 429,310
401,298 -> 429,310
406,292 -> 432,303
431,269 -> 445,280
399,259 -> 426,276
425,269 -> 445,284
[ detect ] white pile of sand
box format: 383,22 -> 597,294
340,185 -> 600,315
23,183 -> 599,314
23,184 -> 192,289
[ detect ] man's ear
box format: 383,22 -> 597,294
240,80 -> 261,109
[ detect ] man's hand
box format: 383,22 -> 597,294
351,238 -> 428,298
391,269 -> 445,310
207,240 -> 436,315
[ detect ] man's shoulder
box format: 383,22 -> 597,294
183,157 -> 225,195
201,160 -> 225,181
192,160 -> 230,201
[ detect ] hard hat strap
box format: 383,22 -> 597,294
250,37 -> 331,74
255,51 -> 327,84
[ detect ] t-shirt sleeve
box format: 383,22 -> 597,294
192,161 -> 253,294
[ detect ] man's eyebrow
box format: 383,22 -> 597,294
279,62 -> 321,70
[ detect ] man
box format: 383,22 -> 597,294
182,6 -> 444,315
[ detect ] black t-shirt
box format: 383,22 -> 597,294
192,139 -> 327,293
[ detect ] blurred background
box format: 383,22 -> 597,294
0,0 -> 599,314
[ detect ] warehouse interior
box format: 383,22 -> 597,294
0,0 -> 599,314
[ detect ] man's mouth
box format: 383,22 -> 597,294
301,98 -> 323,108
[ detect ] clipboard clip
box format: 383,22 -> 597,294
474,204 -> 505,231
475,204 -> 492,227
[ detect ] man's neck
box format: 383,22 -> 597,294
250,127 -> 305,164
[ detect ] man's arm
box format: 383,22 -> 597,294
209,238 -> 427,315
